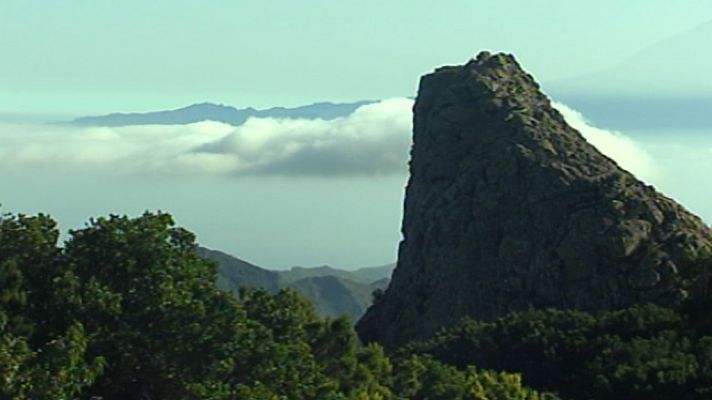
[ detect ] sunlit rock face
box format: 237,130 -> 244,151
356,52 -> 712,349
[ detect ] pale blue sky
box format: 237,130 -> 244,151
2,0 -> 711,116
1,2 -> 710,269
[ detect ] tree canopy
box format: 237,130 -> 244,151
402,302 -> 712,400
0,211 -> 547,399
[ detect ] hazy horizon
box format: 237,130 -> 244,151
2,1 -> 711,269
1,96 -> 710,270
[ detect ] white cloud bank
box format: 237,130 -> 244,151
0,98 -> 693,186
553,102 -> 659,182
194,98 -> 413,176
0,98 -> 413,177
0,120 -> 236,175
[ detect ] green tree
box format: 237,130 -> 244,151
0,213 -> 103,399
403,304 -> 712,400
0,210 -> 550,399
64,213 -> 241,399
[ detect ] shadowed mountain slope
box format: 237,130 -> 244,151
197,247 -> 281,293
280,263 -> 394,285
198,247 -> 392,321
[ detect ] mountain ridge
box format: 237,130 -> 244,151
280,263 -> 394,285
198,247 -> 393,321
69,100 -> 375,127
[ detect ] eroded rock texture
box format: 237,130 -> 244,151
356,52 -> 712,349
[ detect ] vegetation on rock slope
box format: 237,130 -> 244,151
402,299 -> 712,400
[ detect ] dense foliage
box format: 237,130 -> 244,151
0,211 -> 545,399
402,299 -> 712,400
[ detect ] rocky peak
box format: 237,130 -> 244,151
356,52 -> 712,349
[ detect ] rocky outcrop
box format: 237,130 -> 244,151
356,52 -> 712,349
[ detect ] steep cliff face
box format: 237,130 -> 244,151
356,52 -> 712,349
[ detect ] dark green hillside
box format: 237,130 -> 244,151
278,263 -> 394,286
203,248 -> 392,320
279,265 -> 365,285
401,299 -> 712,400
197,247 -> 281,293
288,275 -> 376,322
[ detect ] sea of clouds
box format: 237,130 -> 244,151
552,102 -> 659,182
0,98 -> 412,177
0,97 -> 709,256
0,98 -> 670,181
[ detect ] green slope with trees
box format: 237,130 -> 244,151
401,300 -> 712,400
202,247 -> 393,322
0,211 -> 546,399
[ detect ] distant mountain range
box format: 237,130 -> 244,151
70,21 -> 712,134
70,100 -> 375,127
279,264 -> 394,286
197,247 -> 393,322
